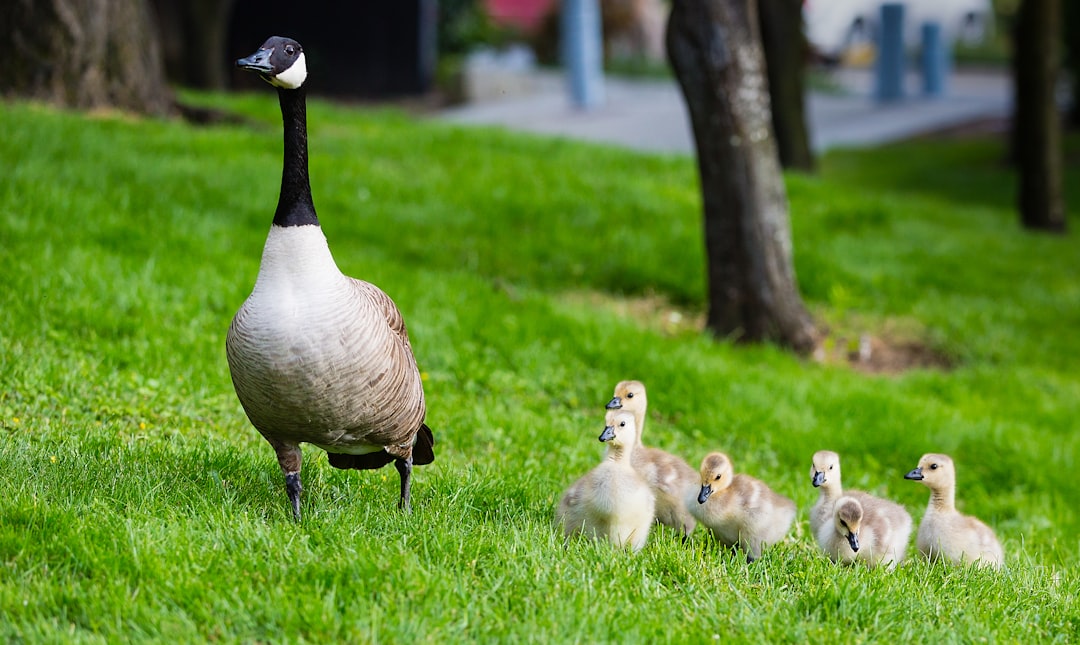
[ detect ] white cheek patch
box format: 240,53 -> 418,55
271,52 -> 308,89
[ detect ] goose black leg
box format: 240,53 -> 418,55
285,472 -> 303,521
394,457 -> 414,513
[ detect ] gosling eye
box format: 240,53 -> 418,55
829,465 -> 835,470
930,463 -> 939,470
714,474 -> 722,481
619,421 -> 626,427
626,392 -> 634,399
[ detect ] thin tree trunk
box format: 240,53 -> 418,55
1,0 -> 173,116
666,0 -> 816,353
1013,0 -> 1066,233
759,0 -> 814,172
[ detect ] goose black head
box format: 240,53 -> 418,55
237,36 -> 308,90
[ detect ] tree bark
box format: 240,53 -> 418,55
1012,0 -> 1067,233
758,0 -> 814,172
1,0 -> 173,116
666,0 -> 817,353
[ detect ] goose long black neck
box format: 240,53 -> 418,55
273,87 -> 319,227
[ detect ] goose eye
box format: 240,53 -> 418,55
829,465 -> 834,470
714,474 -> 722,481
284,45 -> 295,55
619,421 -> 626,427
930,463 -> 938,470
626,392 -> 634,398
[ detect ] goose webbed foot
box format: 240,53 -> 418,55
285,472 -> 303,521
394,457 -> 413,513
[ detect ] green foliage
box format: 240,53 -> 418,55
1,96 -> 1078,641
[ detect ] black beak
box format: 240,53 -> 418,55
605,396 -> 622,410
847,532 -> 860,552
599,425 -> 615,442
812,470 -> 826,487
697,484 -> 712,504
236,47 -> 274,73
904,467 -> 924,481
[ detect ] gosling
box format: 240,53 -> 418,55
904,453 -> 1004,569
692,452 -> 796,562
556,410 -> 656,552
819,495 -> 913,570
605,380 -> 699,536
810,450 -> 912,569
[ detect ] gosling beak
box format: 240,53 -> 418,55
812,470 -> 826,487
904,467 -> 924,481
697,484 -> 713,504
847,532 -> 860,552
599,425 -> 615,442
605,396 -> 622,410
236,47 -> 274,73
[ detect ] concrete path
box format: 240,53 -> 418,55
435,66 -> 1012,155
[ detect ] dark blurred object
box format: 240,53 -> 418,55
759,0 -> 814,172
1011,0 -> 1066,233
227,0 -> 438,98
151,0 -> 237,91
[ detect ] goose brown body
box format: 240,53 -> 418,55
227,227 -> 427,455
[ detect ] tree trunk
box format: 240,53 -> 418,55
758,0 -> 814,172
1,0 -> 173,116
1012,0 -> 1067,233
666,0 -> 817,353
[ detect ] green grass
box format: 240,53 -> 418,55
2,94 -> 1079,642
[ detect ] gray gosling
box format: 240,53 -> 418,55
692,452 -> 796,562
810,450 -> 912,569
904,453 -> 1004,569
605,380 -> 699,537
556,410 -> 656,552
819,494 -> 913,569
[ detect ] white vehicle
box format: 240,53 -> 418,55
803,0 -> 994,63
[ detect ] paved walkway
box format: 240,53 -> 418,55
435,66 -> 1012,154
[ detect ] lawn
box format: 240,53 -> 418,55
1,94 -> 1078,642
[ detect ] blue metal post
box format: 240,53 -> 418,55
920,21 -> 949,97
562,0 -> 605,109
875,3 -> 906,102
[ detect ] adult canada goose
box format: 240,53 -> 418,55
819,495 -> 912,569
692,452 -> 796,562
605,380 -> 698,536
809,450 -> 912,568
904,453 -> 1004,569
556,410 -> 656,552
227,36 -> 434,520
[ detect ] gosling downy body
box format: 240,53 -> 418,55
810,450 -> 912,569
692,452 -> 796,562
809,450 -> 845,539
820,495 -> 913,569
227,36 -> 434,520
556,410 -> 656,552
905,453 -> 1004,569
605,380 -> 698,536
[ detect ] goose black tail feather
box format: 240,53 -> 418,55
324,424 -> 434,470
413,423 -> 435,466
326,450 -> 395,471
